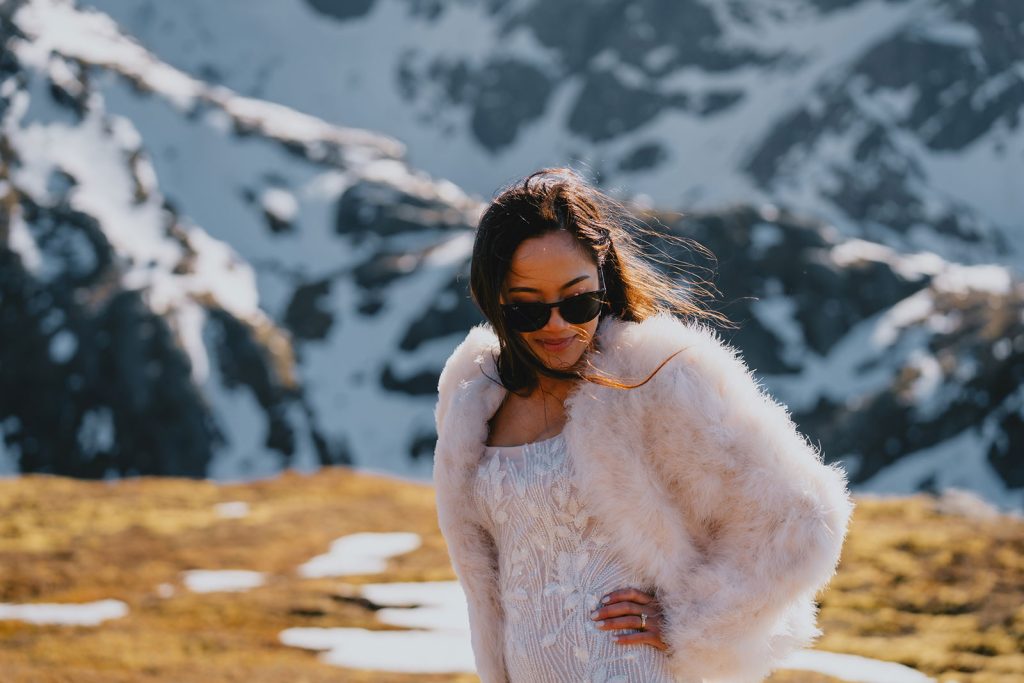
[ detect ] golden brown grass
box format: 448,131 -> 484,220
816,493 -> 1024,683
0,470 -> 1020,682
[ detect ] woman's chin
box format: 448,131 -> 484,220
536,348 -> 583,370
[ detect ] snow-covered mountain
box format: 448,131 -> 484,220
79,0 -> 1024,268
0,0 -> 1021,511
1,0 -> 478,482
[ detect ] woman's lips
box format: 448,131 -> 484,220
538,336 -> 575,351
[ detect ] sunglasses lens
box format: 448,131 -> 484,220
560,292 -> 604,324
504,304 -> 549,332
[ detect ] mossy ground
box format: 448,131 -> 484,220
0,470 -> 1020,682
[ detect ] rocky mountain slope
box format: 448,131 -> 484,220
0,0 -> 1021,512
80,0 -> 1024,268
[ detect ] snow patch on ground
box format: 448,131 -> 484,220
0,599 -> 129,625
214,500 -> 250,519
181,569 -> 266,593
280,624 -> 476,673
780,649 -> 934,683
360,580 -> 470,632
280,580 -> 475,673
298,532 -> 422,578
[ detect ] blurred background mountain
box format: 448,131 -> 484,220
0,0 -> 1021,511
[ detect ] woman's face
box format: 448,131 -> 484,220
500,230 -> 602,371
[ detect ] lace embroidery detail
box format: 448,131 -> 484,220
473,434 -> 674,683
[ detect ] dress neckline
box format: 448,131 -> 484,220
483,431 -> 564,452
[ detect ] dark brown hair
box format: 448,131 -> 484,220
469,167 -> 729,395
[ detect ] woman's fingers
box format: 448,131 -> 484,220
594,615 -> 645,630
591,600 -> 648,620
591,587 -> 671,651
601,587 -> 653,605
614,630 -> 670,651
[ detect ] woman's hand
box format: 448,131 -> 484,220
590,587 -> 669,651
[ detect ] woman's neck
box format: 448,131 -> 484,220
532,374 -> 576,405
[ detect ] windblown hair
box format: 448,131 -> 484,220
469,167 -> 730,395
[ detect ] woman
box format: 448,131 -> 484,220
433,168 -> 854,683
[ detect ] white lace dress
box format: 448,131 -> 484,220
473,432 -> 677,683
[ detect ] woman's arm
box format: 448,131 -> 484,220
650,322 -> 855,682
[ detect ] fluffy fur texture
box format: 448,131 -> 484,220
433,312 -> 854,683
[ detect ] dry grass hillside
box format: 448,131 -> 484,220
0,468 -> 1021,683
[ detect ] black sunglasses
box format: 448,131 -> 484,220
501,289 -> 606,333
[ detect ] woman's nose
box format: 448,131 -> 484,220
543,305 -> 571,331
